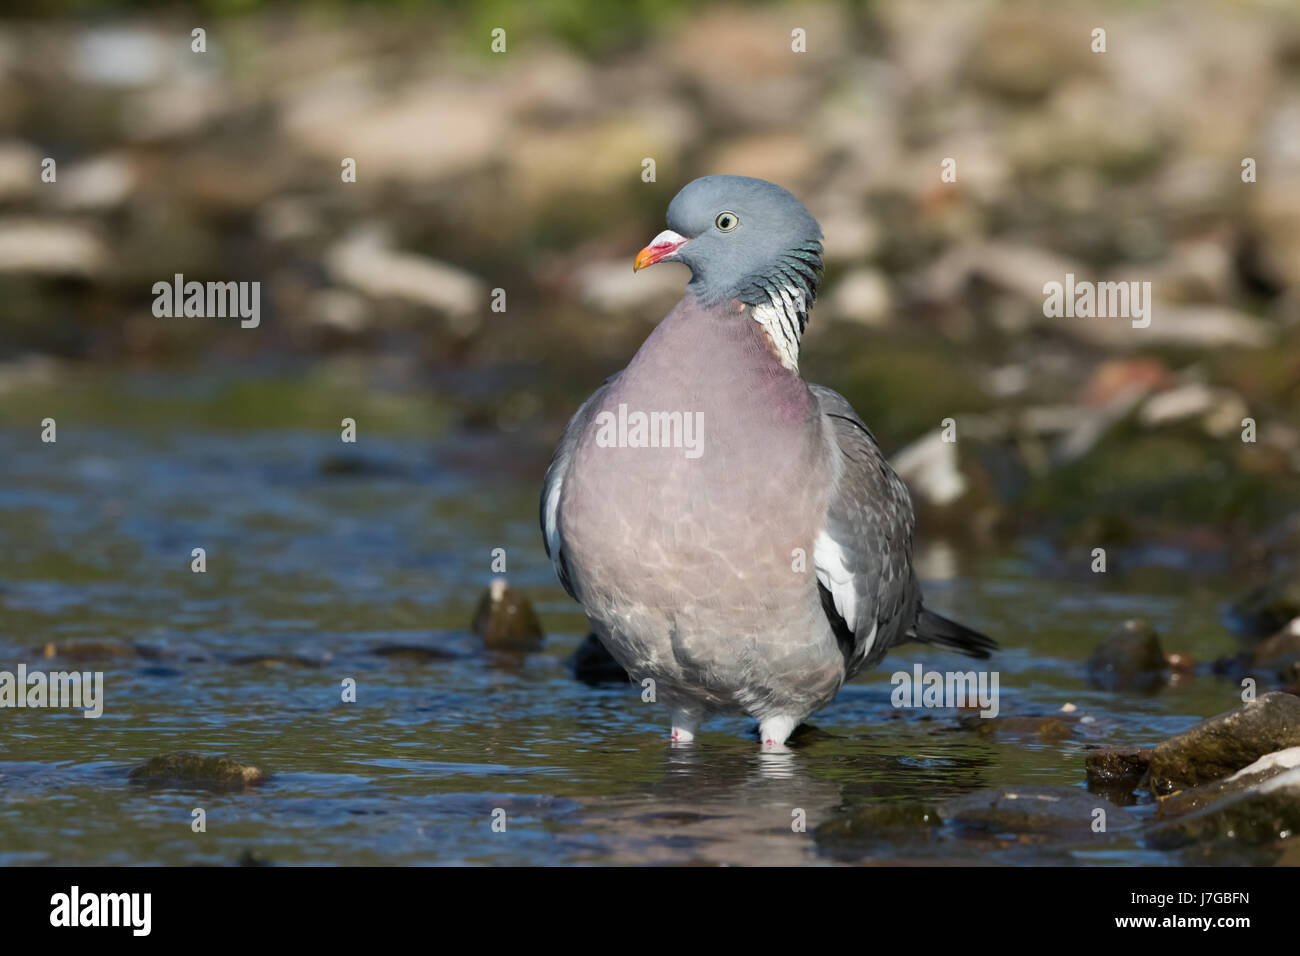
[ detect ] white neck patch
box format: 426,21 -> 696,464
750,283 -> 808,372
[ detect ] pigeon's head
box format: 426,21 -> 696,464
634,176 -> 824,364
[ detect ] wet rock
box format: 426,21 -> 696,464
1085,748 -> 1152,792
128,752 -> 267,787
1155,747 -> 1300,820
1148,692 -> 1300,794
1146,767 -> 1300,849
1086,619 -> 1167,691
942,785 -> 1137,835
814,803 -> 942,859
570,632 -> 627,683
471,579 -> 544,652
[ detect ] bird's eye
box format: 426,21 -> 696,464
715,211 -> 739,232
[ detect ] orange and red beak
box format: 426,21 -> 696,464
633,230 -> 690,272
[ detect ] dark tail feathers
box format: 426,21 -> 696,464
910,608 -> 997,659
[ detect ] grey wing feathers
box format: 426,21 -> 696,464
540,374 -> 619,601
810,383 -> 921,671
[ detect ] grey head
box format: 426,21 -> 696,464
634,176 -> 825,354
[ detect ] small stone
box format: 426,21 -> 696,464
471,579 -> 544,652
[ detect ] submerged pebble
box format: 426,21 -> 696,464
814,804 -> 942,860
941,785 -> 1138,836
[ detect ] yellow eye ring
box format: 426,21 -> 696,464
715,211 -> 739,232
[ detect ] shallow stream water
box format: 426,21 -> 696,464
0,367 -> 1258,865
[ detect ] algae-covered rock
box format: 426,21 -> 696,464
471,579 -> 544,651
1147,692 -> 1300,794
128,752 -> 267,787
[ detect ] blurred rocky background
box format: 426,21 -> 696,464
1,0 -> 1299,578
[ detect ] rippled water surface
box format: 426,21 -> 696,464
0,369 -> 1252,865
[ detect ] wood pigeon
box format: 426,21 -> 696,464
542,175 -> 995,748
